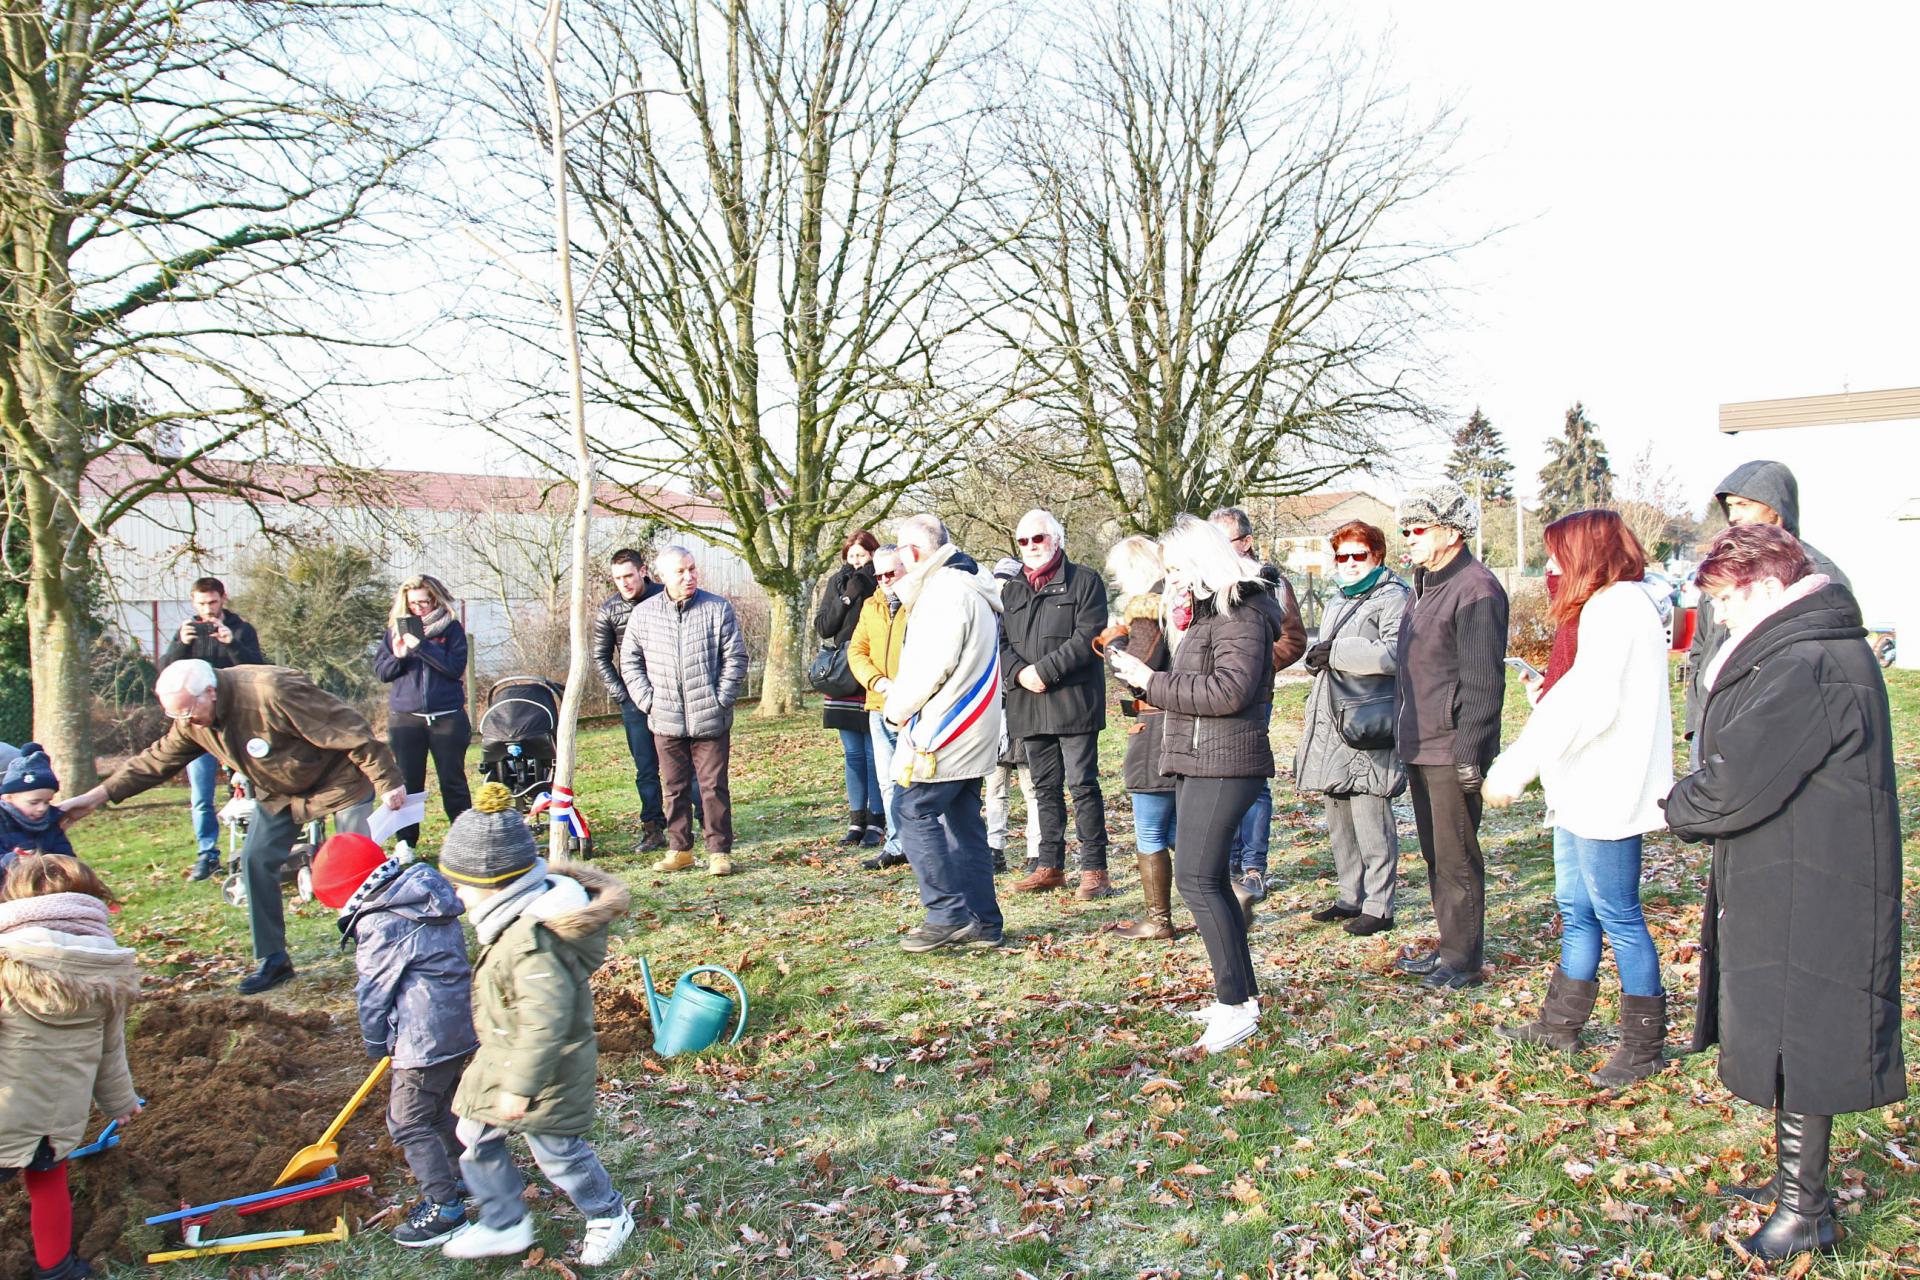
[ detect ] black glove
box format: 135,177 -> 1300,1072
1302,641 -> 1332,674
1455,763 -> 1483,794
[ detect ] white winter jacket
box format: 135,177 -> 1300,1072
883,544 -> 1005,783
1485,580 -> 1673,839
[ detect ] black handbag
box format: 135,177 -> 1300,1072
1318,586 -> 1397,751
808,638 -> 863,699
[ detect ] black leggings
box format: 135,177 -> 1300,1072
1173,775 -> 1263,1005
388,709 -> 473,845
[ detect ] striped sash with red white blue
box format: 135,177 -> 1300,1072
908,649 -> 999,755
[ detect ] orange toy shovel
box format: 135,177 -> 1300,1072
274,1057 -> 389,1186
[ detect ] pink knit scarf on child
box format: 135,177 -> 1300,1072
0,891 -> 114,940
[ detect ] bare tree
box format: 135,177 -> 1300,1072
1615,443 -> 1698,561
982,0 -> 1467,533
0,0 -> 424,783
465,0 -> 1012,716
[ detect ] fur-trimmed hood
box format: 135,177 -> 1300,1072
0,929 -> 140,1023
534,861 -> 630,941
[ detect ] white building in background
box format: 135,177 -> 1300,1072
84,454 -> 763,674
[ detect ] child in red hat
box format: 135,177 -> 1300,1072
313,833 -> 478,1248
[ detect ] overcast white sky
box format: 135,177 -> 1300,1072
1335,0 -> 1918,614
385,1 -> 1918,612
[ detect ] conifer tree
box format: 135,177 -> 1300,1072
1446,408 -> 1513,502
1537,402 -> 1614,522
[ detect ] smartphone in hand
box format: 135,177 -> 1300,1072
400,615 -> 426,642
1504,656 -> 1542,681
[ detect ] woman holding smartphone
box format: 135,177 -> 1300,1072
372,574 -> 472,856
1106,516 -> 1286,1054
1483,510 -> 1673,1087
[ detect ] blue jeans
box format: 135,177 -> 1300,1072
1553,828 -> 1663,996
838,728 -> 881,812
186,752 -> 221,855
1131,791 -> 1176,854
894,776 -> 1002,933
619,699 -> 667,824
870,713 -> 902,854
1226,705 -> 1273,874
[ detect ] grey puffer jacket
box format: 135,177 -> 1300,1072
620,588 -> 749,739
1143,580 -> 1280,780
339,862 -> 479,1069
1294,573 -> 1409,798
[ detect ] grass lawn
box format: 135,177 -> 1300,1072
58,669 -> 1920,1279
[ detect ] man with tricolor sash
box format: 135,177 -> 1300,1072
881,514 -> 1009,952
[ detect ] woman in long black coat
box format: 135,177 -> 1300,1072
815,529 -> 882,847
1664,524 -> 1905,1263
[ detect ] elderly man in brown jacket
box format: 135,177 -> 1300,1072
61,659 -> 405,993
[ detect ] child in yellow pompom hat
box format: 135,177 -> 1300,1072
438,783 -> 635,1265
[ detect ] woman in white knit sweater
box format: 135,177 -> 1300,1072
1483,509 -> 1674,1088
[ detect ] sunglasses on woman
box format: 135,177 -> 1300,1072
1332,551 -> 1372,563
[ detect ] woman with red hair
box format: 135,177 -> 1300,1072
1484,510 -> 1674,1087
1662,523 -> 1903,1264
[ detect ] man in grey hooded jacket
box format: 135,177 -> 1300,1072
1684,461 -> 1849,755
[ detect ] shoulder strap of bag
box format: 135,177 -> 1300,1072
1318,580 -> 1385,647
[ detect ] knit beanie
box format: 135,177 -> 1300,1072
312,833 -> 390,909
439,782 -> 539,888
1,743 -> 58,796
1395,482 -> 1480,540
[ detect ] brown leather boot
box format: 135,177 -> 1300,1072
1117,852 -> 1175,940
1498,967 -> 1599,1051
1589,993 -> 1667,1088
1011,864 -> 1066,892
1074,869 -> 1114,900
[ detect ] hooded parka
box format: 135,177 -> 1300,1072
1685,460 -> 1850,743
1664,581 -> 1905,1116
454,862 -> 631,1136
0,923 -> 139,1165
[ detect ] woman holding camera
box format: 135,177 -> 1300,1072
371,574 -> 472,854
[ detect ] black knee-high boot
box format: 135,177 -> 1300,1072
1738,1109 -> 1837,1261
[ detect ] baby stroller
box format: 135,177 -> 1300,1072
477,676 -> 563,813
218,772 -> 319,907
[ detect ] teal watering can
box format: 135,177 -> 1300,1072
638,958 -> 748,1057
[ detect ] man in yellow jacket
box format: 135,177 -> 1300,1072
848,544 -> 909,869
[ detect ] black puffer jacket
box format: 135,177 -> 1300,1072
1142,580 -> 1280,780
1000,557 -> 1109,739
592,584 -> 662,702
1665,581 -> 1904,1116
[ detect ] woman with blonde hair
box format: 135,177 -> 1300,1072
1103,536 -> 1179,941
372,573 -> 471,854
1107,516 -> 1287,1052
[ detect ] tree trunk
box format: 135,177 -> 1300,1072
757,582 -> 808,718
26,549 -> 100,792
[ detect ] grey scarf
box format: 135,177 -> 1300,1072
469,859 -> 550,945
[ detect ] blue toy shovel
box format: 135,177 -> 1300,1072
73,1096 -> 146,1159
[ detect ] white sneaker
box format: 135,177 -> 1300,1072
442,1214 -> 534,1259
1183,1001 -> 1234,1024
1195,1001 -> 1260,1054
578,1203 -> 635,1266
394,840 -> 415,864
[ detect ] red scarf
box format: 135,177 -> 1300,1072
1541,572 -> 1579,695
1022,547 -> 1064,591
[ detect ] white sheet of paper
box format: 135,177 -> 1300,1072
369,791 -> 428,847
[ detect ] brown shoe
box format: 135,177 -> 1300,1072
1074,869 -> 1114,900
637,821 -> 668,854
1011,865 -> 1066,893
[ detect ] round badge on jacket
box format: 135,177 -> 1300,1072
246,737 -> 271,759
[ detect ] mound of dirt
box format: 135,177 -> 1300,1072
0,996 -> 406,1272
595,980 -> 655,1056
